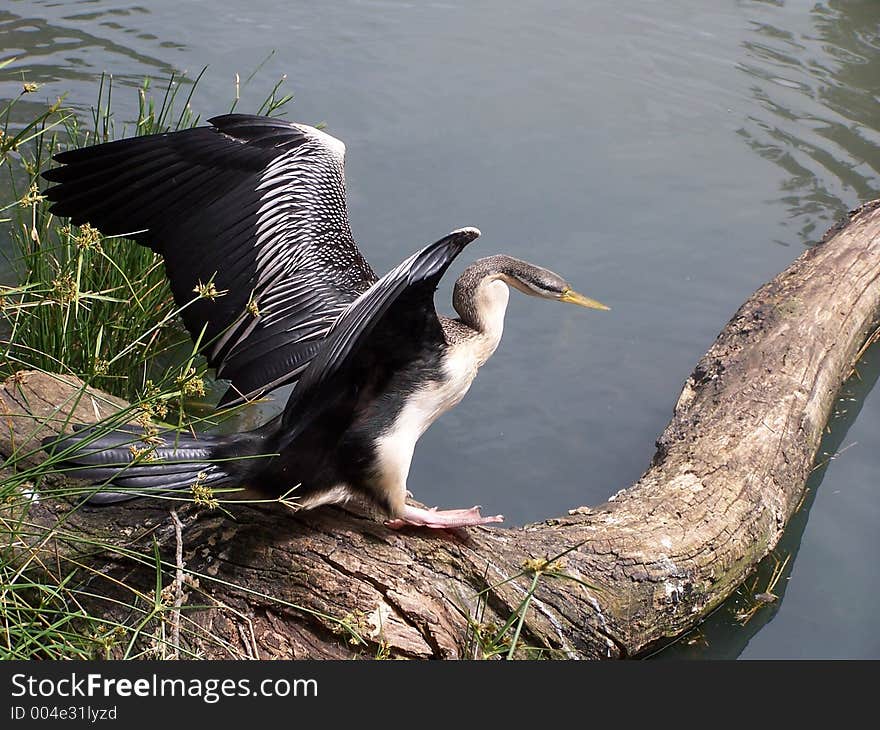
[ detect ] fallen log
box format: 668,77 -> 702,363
2,201 -> 879,659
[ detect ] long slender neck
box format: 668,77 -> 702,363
452,255 -> 521,354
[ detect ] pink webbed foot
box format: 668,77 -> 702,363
385,504 -> 504,530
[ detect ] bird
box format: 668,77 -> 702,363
41,113 -> 608,529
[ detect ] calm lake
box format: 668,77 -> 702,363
1,0 -> 878,658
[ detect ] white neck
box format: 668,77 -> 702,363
469,277 -> 510,364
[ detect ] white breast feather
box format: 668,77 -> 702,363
373,278 -> 511,515
373,345 -> 482,513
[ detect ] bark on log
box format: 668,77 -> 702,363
2,201 -> 880,659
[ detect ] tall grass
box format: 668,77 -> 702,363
6,71 -> 214,401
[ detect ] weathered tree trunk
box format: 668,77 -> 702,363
2,202 -> 880,659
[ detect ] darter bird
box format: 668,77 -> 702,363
41,114 -> 608,529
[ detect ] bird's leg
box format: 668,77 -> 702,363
385,504 -> 503,530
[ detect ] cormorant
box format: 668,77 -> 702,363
41,114 -> 608,529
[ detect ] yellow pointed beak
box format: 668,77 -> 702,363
560,288 -> 610,311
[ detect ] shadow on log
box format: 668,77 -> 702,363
2,201 -> 880,659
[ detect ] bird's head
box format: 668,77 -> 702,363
488,255 -> 610,311
452,254 -> 608,342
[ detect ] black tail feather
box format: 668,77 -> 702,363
43,425 -> 238,504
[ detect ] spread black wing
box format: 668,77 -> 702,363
279,227 -> 481,441
42,114 -> 377,405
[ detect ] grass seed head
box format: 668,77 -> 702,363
75,223 -> 102,251
50,272 -> 78,305
128,444 -> 157,462
20,183 -> 46,207
192,280 -> 226,300
177,367 -> 206,397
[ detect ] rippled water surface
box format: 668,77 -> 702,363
2,0 -> 879,658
